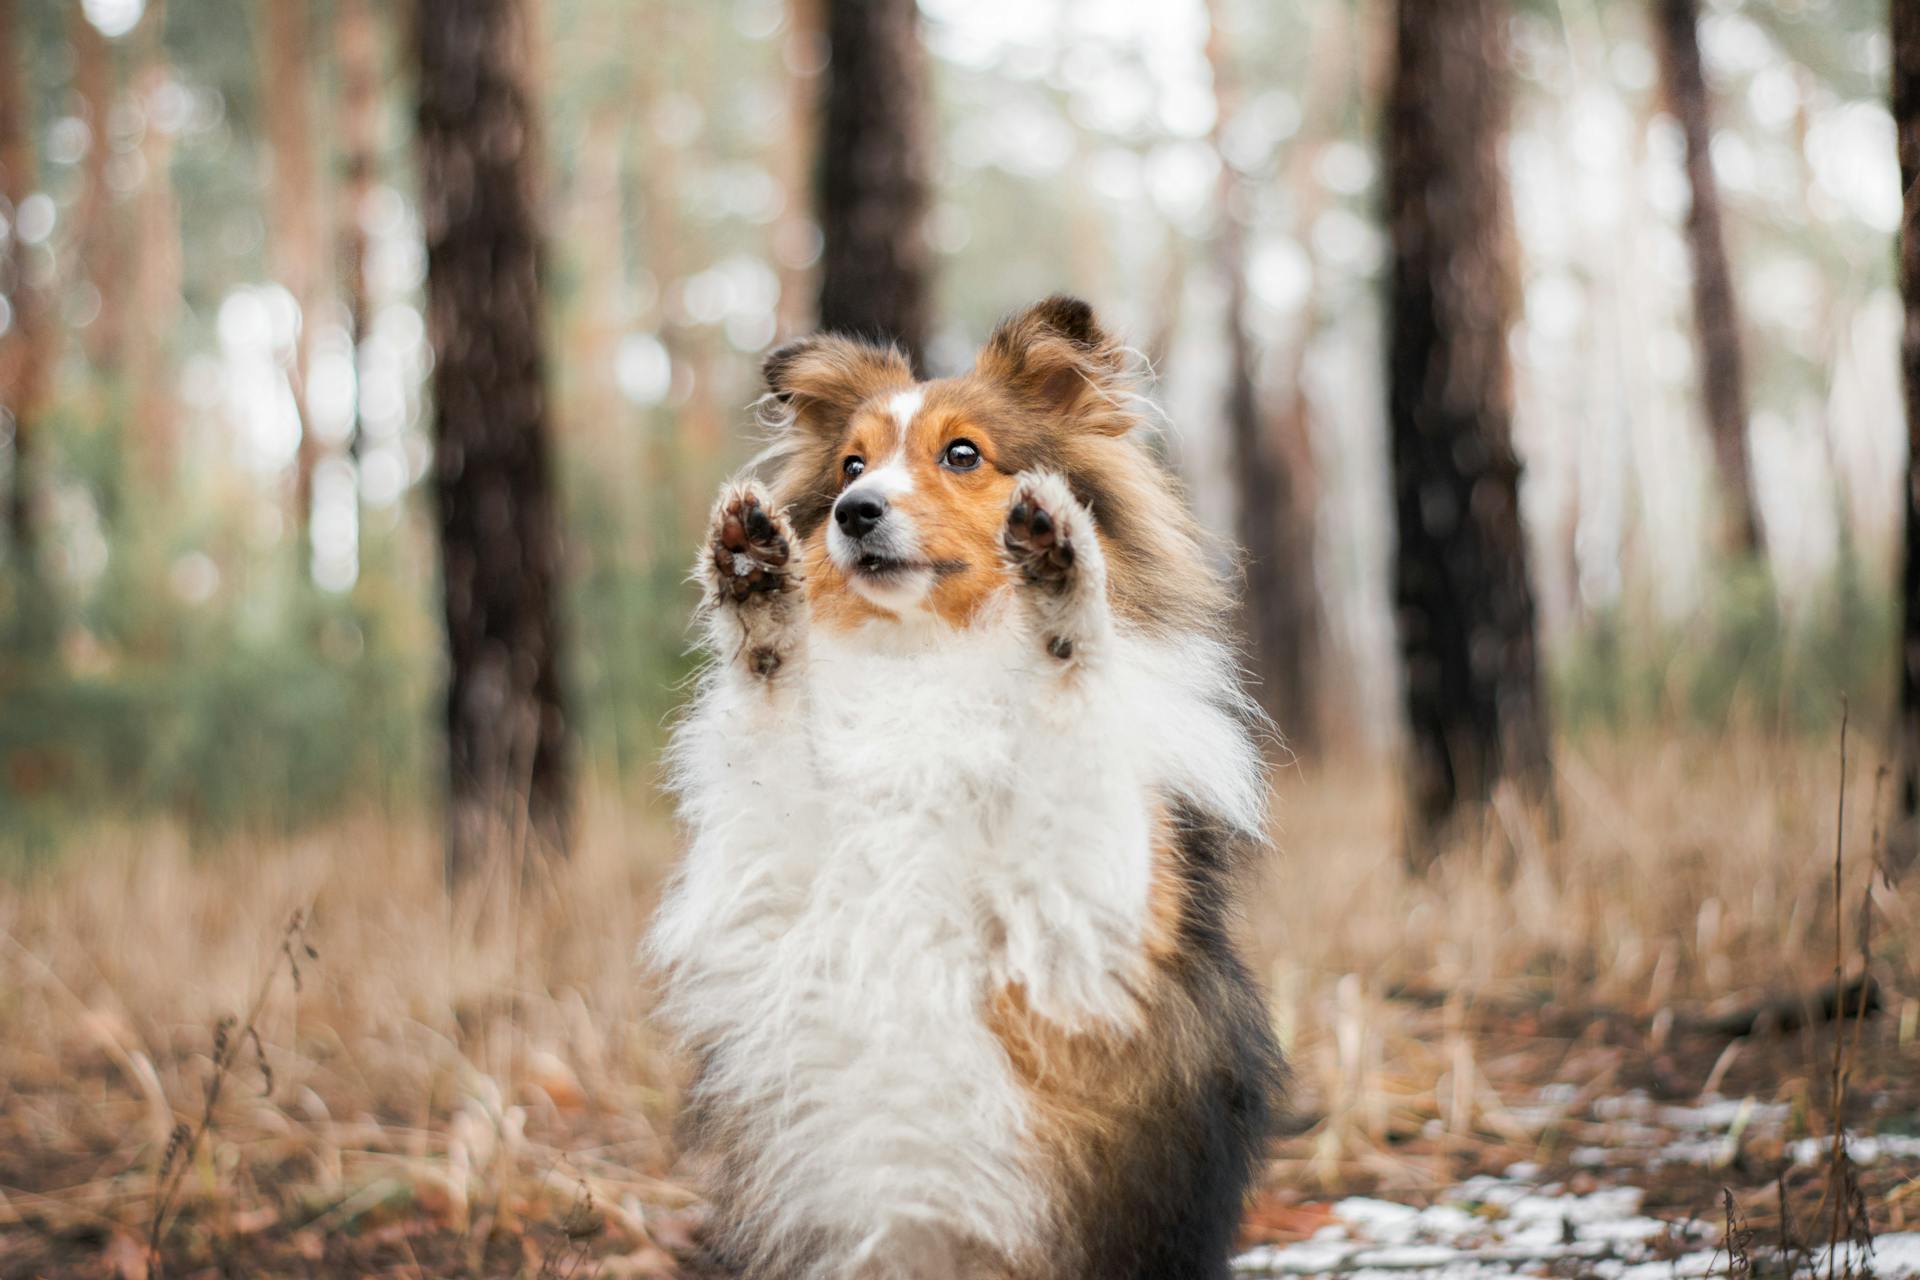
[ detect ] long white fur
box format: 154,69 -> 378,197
650,478 -> 1266,1278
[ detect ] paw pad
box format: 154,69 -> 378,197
709,486 -> 794,603
1004,482 -> 1078,589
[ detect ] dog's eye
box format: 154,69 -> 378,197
941,439 -> 981,472
842,456 -> 865,480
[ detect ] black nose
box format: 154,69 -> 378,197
833,492 -> 886,539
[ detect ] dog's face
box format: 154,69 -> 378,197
764,297 -> 1146,629
799,380 -> 1024,625
761,295 -> 1231,636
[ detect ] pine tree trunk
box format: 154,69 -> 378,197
1205,0 -> 1322,751
774,0 -> 823,343
1893,0 -> 1920,877
334,0 -> 379,462
260,0 -> 323,533
69,1 -> 122,374
1653,0 -> 1764,560
128,0 -> 180,483
562,104 -> 624,444
1384,0 -> 1553,864
0,0 -> 49,565
414,0 -> 573,881
816,0 -> 930,371
1221,251 -> 1322,751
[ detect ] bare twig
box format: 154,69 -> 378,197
145,909 -> 315,1277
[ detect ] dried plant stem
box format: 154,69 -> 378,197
145,909 -> 314,1277
1826,699 -> 1848,1280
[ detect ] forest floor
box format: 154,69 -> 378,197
1,733 -> 1917,1278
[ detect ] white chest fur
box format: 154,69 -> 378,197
650,612 -> 1265,1274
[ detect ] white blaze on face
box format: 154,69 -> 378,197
860,385 -> 925,497
887,388 -> 925,449
827,384 -> 935,612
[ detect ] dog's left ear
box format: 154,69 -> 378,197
762,334 -> 915,440
975,296 -> 1131,435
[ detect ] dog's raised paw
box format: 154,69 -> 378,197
706,482 -> 796,605
1003,473 -> 1084,592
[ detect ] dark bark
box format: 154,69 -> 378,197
1894,0 -> 1920,876
414,0 -> 572,881
0,0 -> 48,564
1653,0 -> 1764,560
1205,3 -> 1322,751
816,0 -> 930,371
336,0 -> 379,461
1221,250 -> 1322,751
1384,0 -> 1553,863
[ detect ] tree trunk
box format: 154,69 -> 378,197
1204,0 -> 1323,751
561,103 -> 625,445
1652,0 -> 1764,560
334,0 -> 379,462
128,0 -> 180,483
1384,0 -> 1553,864
774,0 -> 824,343
414,0 -> 573,881
260,0 -> 324,533
0,0 -> 50,566
816,0 -> 930,371
68,1 -> 123,374
1893,0 -> 1920,877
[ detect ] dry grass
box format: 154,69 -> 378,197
1,731 -> 1916,1275
1253,731 -> 1920,1198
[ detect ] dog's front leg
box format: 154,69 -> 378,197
651,479 -> 817,980
699,478 -> 808,694
1000,471 -> 1113,670
986,472 -> 1152,1031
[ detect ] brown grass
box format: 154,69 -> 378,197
1,732 -> 1916,1274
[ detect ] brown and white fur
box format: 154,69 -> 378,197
649,298 -> 1283,1279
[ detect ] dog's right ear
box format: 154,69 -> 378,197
761,335 -> 915,439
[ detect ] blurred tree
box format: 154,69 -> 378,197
260,0 -> 324,534
129,0 -> 181,482
1384,0 -> 1553,863
1205,0 -> 1322,751
561,97 -> 626,448
67,2 -> 122,375
1894,0 -> 1919,877
774,0 -> 823,343
817,0 -> 930,370
0,0 -> 50,567
415,0 -> 573,880
334,0 -> 380,462
1652,0 -> 1765,562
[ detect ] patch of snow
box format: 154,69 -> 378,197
1789,1133 -> 1920,1166
1811,1232 -> 1920,1278
1578,1216 -> 1671,1244
1610,1249 -> 1726,1280
1231,1156 -> 1920,1278
1655,1135 -> 1733,1168
1655,1096 -> 1788,1131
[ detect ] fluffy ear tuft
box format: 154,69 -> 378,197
976,295 -> 1131,434
761,335 -> 915,438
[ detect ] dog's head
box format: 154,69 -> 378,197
761,296 -> 1222,633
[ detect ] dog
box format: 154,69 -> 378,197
649,296 -> 1282,1279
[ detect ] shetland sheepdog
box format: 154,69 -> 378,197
649,297 -> 1283,1279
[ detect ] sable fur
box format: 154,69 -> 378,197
650,297 -> 1282,1279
